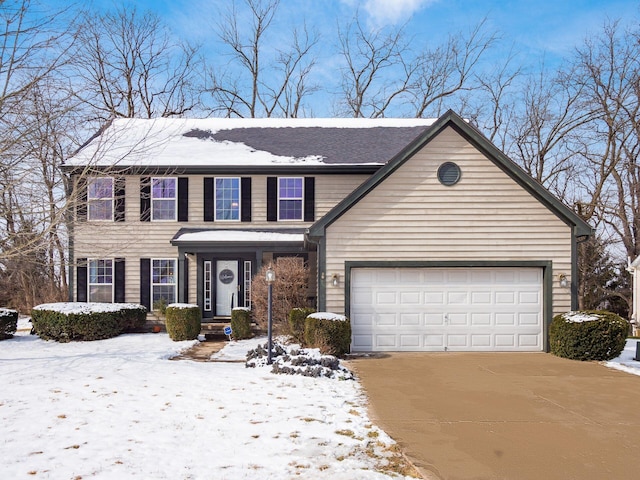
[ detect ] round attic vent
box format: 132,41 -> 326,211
437,162 -> 461,186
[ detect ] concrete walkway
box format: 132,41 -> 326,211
348,352 -> 640,480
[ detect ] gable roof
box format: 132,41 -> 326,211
307,110 -> 593,239
64,117 -> 435,172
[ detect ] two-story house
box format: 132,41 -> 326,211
63,111 -> 592,352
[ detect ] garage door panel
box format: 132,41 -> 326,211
351,267 -> 543,352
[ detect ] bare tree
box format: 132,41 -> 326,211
336,15 -> 413,118
72,5 -> 201,120
206,0 -> 319,118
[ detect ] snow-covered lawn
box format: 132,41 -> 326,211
3,318 -> 640,480
1,321 -> 415,480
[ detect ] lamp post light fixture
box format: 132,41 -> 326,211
266,266 -> 276,365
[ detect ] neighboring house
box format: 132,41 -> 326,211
63,110 -> 592,352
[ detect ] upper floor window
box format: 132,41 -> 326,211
215,177 -> 240,221
152,177 -> 176,221
278,177 -> 303,220
88,177 -> 113,221
89,259 -> 113,302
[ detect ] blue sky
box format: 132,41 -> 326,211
80,0 -> 639,63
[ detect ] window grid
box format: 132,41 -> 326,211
215,177 -> 240,221
152,258 -> 177,307
88,177 -> 114,221
88,259 -> 113,303
204,261 -> 212,311
151,177 -> 177,221
244,261 -> 252,308
278,177 -> 303,221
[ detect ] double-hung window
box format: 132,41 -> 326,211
278,177 -> 303,220
215,177 -> 240,221
152,177 -> 177,221
88,259 -> 113,302
152,259 -> 176,307
88,177 -> 114,221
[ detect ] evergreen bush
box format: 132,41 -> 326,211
304,312 -> 351,357
119,304 -> 148,332
289,307 -> 315,345
165,304 -> 201,341
231,307 -> 252,340
0,308 -> 18,340
550,310 -> 629,361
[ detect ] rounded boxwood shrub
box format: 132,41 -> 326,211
289,307 -> 316,345
31,303 -> 144,342
550,310 -> 629,361
231,307 -> 252,340
0,308 -> 18,340
165,303 -> 201,341
304,312 -> 351,357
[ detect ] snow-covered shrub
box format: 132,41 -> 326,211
231,307 -> 252,340
288,307 -> 315,344
165,303 -> 200,341
120,304 -> 147,332
550,310 -> 629,361
245,341 -> 353,380
0,308 -> 18,340
31,303 -> 144,342
304,312 -> 351,357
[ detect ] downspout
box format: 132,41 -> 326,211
304,229 -> 326,311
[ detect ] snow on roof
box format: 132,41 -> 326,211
65,117 -> 436,168
173,230 -> 305,243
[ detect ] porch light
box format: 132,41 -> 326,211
266,266 -> 276,364
558,274 -> 568,288
331,274 -> 340,287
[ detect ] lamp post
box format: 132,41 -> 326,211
266,266 -> 276,365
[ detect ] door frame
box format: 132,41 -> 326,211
197,253 -> 254,319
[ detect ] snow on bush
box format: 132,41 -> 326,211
246,341 -> 354,380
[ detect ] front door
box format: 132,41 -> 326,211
216,260 -> 238,317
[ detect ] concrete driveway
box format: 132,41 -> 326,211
348,352 -> 640,480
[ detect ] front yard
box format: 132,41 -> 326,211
0,323 -> 416,479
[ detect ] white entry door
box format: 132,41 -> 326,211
216,260 -> 238,316
350,267 -> 543,352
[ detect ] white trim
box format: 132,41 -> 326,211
87,258 -> 114,303
151,258 -> 177,309
151,177 -> 177,222
87,176 -> 114,222
214,176 -> 241,222
277,176 -> 304,221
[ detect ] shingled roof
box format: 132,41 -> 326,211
63,118 -> 436,170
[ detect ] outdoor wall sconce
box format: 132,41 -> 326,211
331,274 -> 340,287
558,274 -> 569,288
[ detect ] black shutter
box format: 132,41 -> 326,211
114,258 -> 125,303
266,177 -> 277,222
304,177 -> 315,222
114,177 -> 126,222
77,258 -> 88,302
178,177 -> 189,222
204,177 -> 214,222
77,178 -> 87,222
140,177 -> 151,222
241,177 -> 252,222
140,258 -> 151,310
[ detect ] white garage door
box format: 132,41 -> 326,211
350,267 -> 543,352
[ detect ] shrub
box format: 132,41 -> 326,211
231,307 -> 252,340
251,259 -> 311,334
119,304 -> 148,332
165,303 -> 201,341
550,310 -> 629,361
31,303 -> 137,342
304,312 -> 351,357
289,307 -> 316,345
0,308 -> 18,340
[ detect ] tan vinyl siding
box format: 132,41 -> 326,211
73,172 -> 370,303
324,126 -> 573,316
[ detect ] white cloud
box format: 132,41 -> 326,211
346,0 -> 437,26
